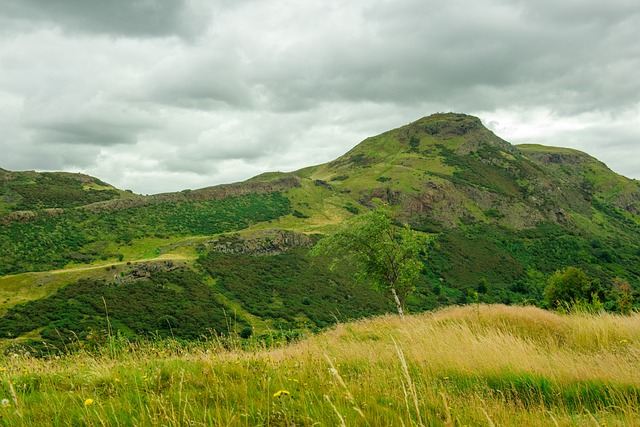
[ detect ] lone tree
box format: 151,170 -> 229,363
310,207 -> 428,317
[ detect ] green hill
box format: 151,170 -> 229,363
0,168 -> 134,216
1,113 -> 639,353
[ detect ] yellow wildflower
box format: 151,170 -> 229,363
84,398 -> 94,406
273,390 -> 290,398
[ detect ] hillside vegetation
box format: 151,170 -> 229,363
0,169 -> 131,215
1,112 -> 639,352
0,192 -> 291,275
1,305 -> 639,426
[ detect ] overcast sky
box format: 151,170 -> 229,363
1,0 -> 639,194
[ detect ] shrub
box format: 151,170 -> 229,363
544,267 -> 598,309
239,326 -> 253,339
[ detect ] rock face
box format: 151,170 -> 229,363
205,229 -> 317,255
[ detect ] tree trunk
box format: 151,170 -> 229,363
391,287 -> 405,318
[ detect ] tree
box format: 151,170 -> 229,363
544,266 -> 598,309
310,207 -> 428,317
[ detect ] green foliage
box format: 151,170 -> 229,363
200,249 -> 390,330
437,144 -> 534,197
2,172 -> 120,211
408,135 -> 421,152
311,207 -> 429,316
611,277 -> 634,315
343,203 -> 360,214
484,208 -> 504,219
430,227 -> 526,290
0,268 -> 238,354
544,266 -> 599,309
0,192 -> 291,275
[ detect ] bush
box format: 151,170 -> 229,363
544,267 -> 598,309
239,326 -> 253,339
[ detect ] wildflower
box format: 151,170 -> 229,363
84,398 -> 94,406
1,399 -> 9,408
273,390 -> 290,398
620,339 -> 629,344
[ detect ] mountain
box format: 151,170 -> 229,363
278,113 -> 639,231
1,113 -> 639,354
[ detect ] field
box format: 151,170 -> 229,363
1,304 -> 639,426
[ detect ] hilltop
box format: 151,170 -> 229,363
1,113 -> 639,353
0,169 -> 135,217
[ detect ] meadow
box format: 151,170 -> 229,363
1,304 -> 639,426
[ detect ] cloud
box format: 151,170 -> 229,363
139,48 -> 255,109
0,0 -> 213,39
0,0 -> 638,193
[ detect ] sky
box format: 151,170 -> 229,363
1,0 -> 639,195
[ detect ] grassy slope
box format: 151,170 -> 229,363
1,305 -> 639,425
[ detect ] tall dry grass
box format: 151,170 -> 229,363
1,304 -> 639,426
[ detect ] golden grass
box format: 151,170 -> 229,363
1,304 -> 640,426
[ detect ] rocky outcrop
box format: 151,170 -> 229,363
610,184 -> 640,215
111,260 -> 184,286
205,229 -> 318,255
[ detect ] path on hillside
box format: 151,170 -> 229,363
48,253 -> 196,275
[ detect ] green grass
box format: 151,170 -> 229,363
1,304 -> 640,425
0,269 -> 115,316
